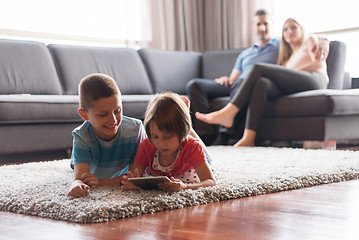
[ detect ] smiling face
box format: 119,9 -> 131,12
282,19 -> 303,48
148,121 -> 181,158
254,14 -> 272,44
78,94 -> 122,141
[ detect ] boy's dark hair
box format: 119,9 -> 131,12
144,92 -> 191,143
255,9 -> 268,16
78,73 -> 121,111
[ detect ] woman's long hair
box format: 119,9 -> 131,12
277,18 -> 305,66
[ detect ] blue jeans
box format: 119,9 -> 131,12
186,78 -> 244,136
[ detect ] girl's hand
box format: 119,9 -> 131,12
81,172 -> 99,189
67,179 -> 90,198
158,177 -> 187,192
121,170 -> 141,190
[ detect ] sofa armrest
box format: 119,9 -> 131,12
342,72 -> 352,89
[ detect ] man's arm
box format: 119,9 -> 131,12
214,70 -> 241,86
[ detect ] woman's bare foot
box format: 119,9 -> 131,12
233,129 -> 256,147
195,104 -> 239,128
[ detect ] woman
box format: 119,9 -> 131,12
195,18 -> 330,147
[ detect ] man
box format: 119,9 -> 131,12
186,9 -> 279,145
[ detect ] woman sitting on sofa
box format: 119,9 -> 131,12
195,18 -> 330,147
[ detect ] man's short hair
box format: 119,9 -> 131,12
255,9 -> 268,16
78,73 -> 121,111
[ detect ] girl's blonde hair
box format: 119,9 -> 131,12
144,92 -> 191,143
277,18 -> 305,66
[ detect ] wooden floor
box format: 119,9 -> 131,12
1,180 -> 359,240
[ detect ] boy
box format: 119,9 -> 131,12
68,73 -> 146,197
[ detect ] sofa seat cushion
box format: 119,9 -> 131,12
209,89 -> 359,119
0,94 -> 155,124
0,39 -> 62,95
49,45 -> 153,95
264,89 -> 359,118
0,95 -> 81,124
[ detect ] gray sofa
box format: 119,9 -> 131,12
0,39 -> 358,163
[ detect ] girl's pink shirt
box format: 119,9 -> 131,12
134,135 -> 206,178
285,38 -> 327,74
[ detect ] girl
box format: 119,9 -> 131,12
121,92 -> 216,192
195,18 -> 329,147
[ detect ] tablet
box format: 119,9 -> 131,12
128,176 -> 171,190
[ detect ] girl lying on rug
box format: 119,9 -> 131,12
121,92 -> 216,192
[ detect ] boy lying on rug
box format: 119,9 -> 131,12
67,73 -> 146,198
121,92 -> 216,192
68,74 -> 214,197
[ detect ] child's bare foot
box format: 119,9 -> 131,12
195,104 -> 238,128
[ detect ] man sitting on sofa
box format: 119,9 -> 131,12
186,9 -> 279,145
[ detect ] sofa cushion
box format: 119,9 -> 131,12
0,39 -> 62,95
138,49 -> 201,94
48,45 -> 153,95
121,95 -> 154,120
0,94 -> 155,124
202,49 -> 243,80
0,95 -> 81,123
264,89 -> 359,117
209,89 -> 359,119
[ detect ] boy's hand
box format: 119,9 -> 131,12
67,180 -> 90,197
158,177 -> 186,192
121,170 -> 141,190
81,172 -> 99,189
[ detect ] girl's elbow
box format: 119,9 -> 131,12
208,178 -> 217,186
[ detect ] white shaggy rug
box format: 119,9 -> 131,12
1,146 -> 359,223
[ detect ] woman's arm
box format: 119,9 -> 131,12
299,36 -> 327,72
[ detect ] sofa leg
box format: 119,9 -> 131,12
302,140 -> 336,150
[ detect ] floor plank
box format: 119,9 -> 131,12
1,180 -> 359,240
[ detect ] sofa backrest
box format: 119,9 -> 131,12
202,48 -> 243,80
0,39 -> 62,95
48,44 -> 153,95
138,49 -> 201,95
326,41 -> 347,90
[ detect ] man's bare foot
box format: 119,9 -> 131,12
195,104 -> 239,128
233,129 -> 256,147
